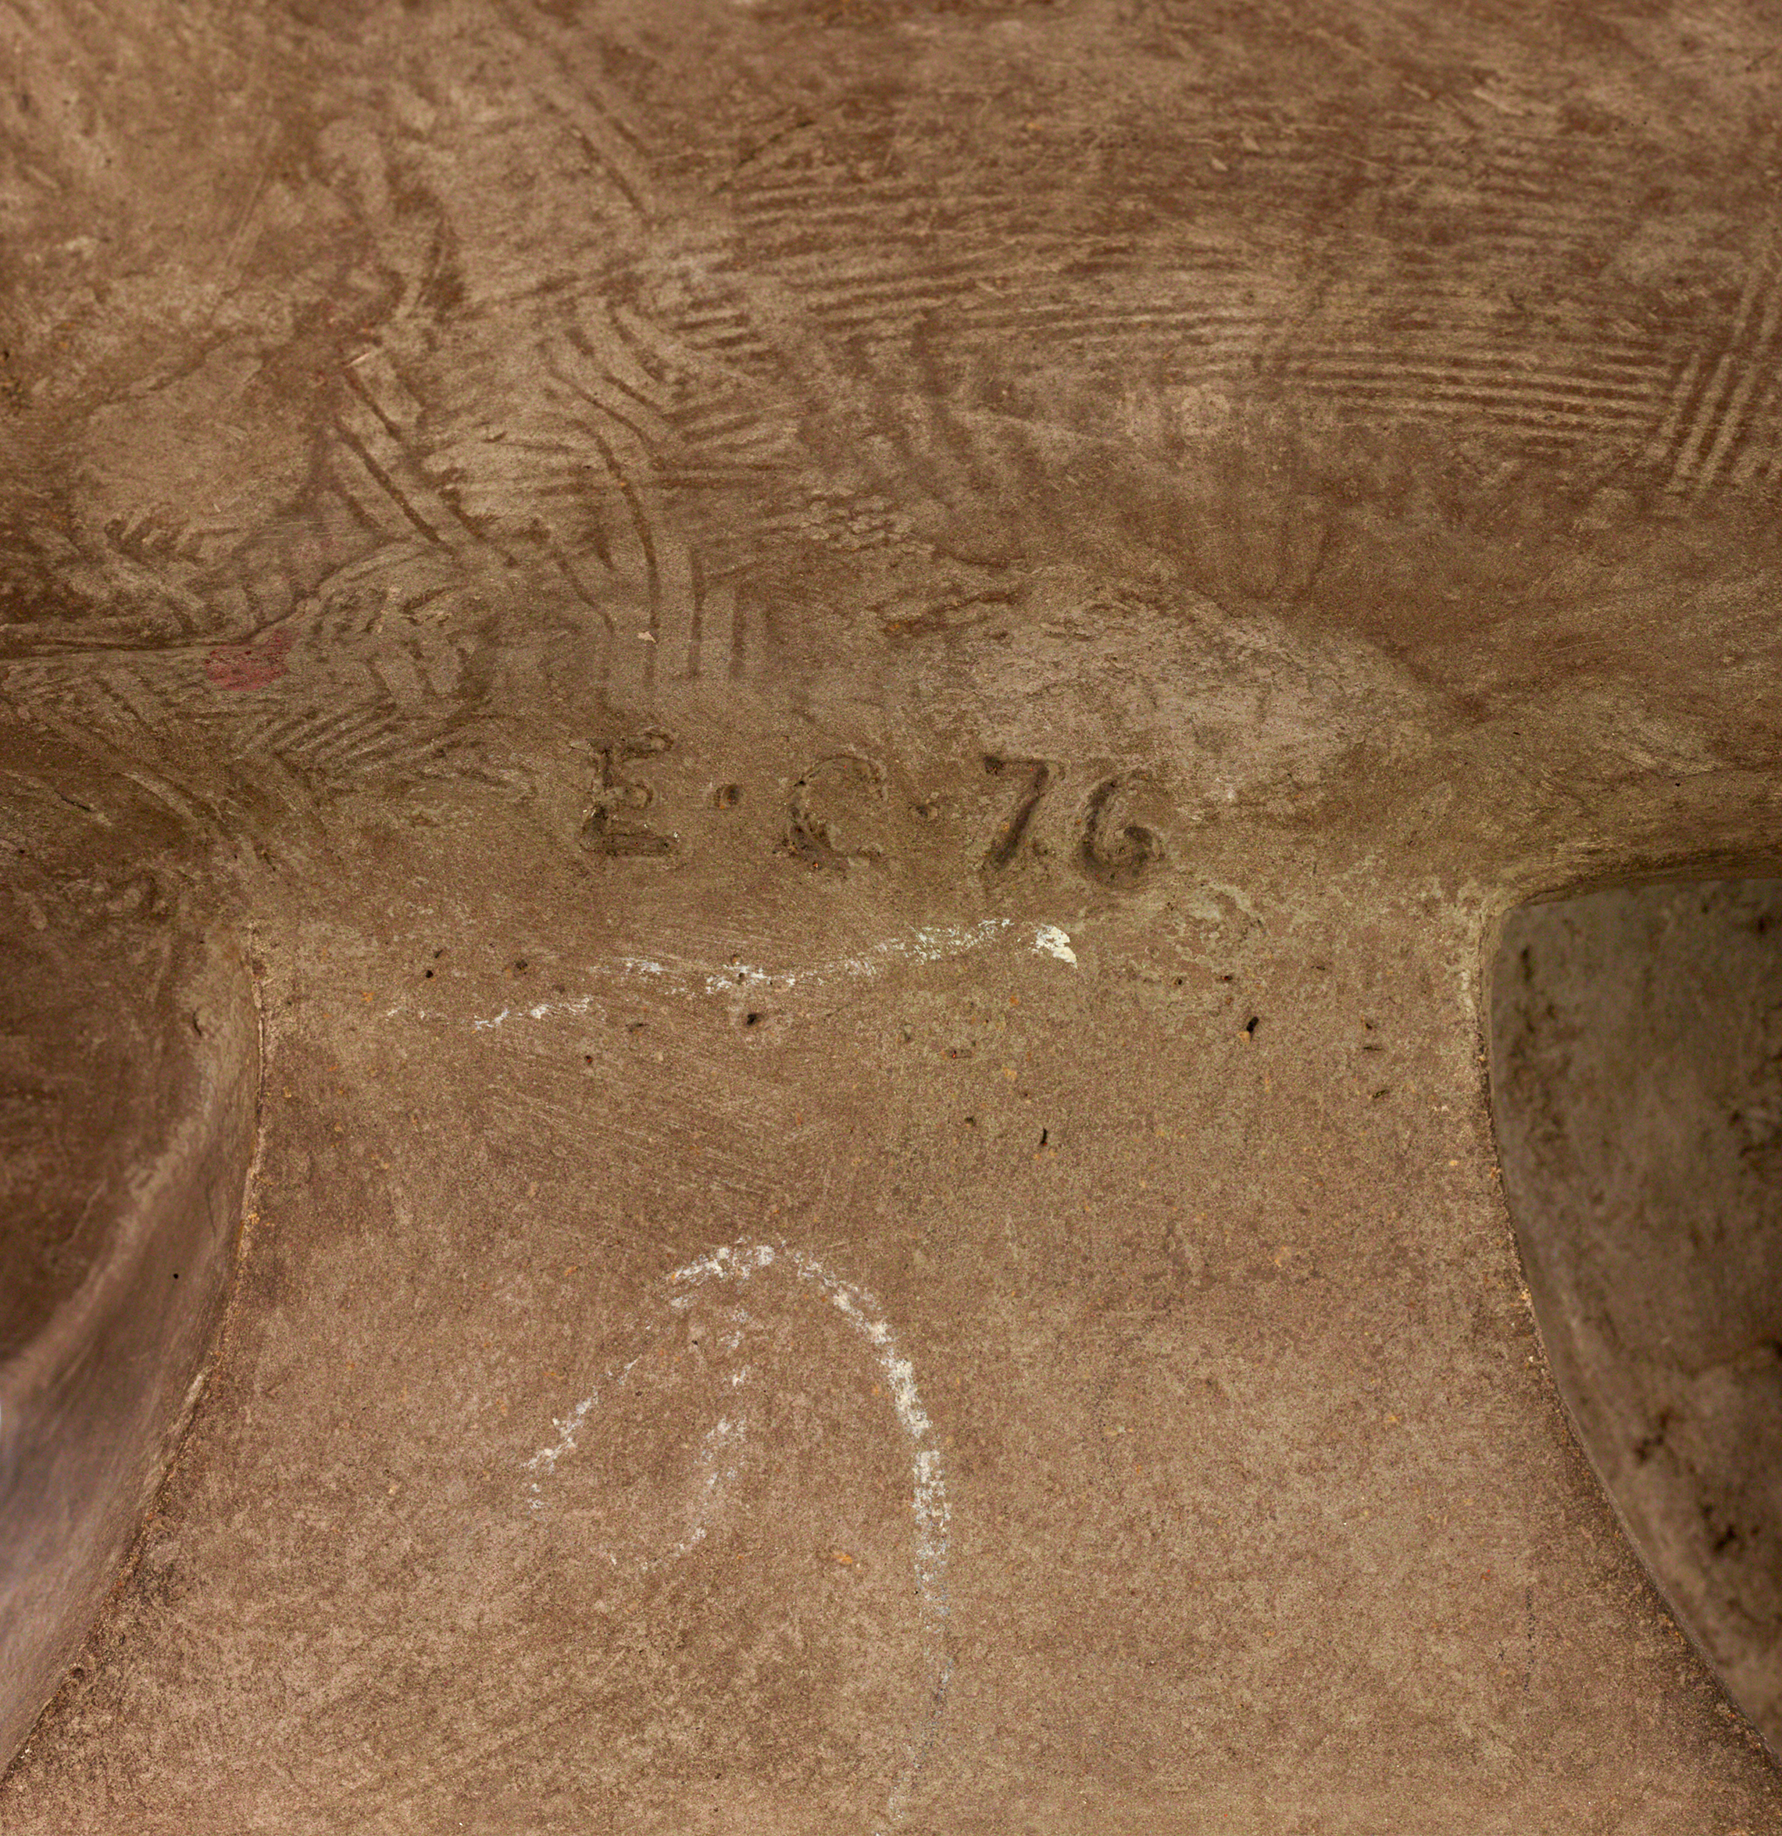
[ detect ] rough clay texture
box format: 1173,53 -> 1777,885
2,0 -> 1782,1829
1494,881 -> 1782,1750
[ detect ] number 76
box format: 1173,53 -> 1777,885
981,755 -> 1165,889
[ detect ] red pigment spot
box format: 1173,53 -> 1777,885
204,627 -> 292,691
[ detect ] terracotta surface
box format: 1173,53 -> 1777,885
3,0 -> 1782,1828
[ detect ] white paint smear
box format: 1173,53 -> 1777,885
1033,923 -> 1077,965
524,1241 -> 951,1832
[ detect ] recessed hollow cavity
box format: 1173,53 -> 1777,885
0,910 -> 257,1764
1491,878 -> 1782,1748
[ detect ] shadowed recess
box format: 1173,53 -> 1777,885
1491,878 -> 1782,1750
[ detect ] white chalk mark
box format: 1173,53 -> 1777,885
476,994 -> 601,1031
524,1395 -> 593,1480
525,1240 -> 952,1832
530,995 -> 594,1020
665,1413 -> 747,1558
522,1353 -> 641,1510
663,1241 -> 951,1831
463,915 -> 1085,1030
696,918 -> 1012,997
1033,923 -> 1077,966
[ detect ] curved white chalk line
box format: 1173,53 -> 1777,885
523,1241 -> 952,1832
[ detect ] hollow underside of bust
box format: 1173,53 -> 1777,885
4,2 -> 1782,1829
